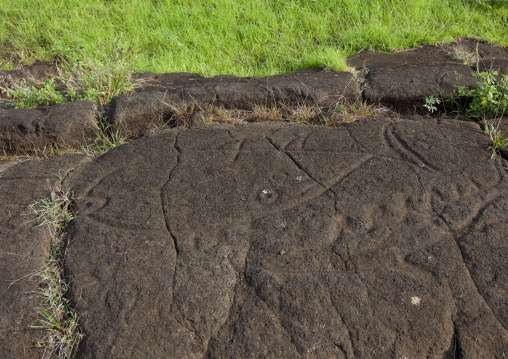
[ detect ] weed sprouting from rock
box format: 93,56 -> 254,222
424,69 -> 508,159
80,112 -> 126,157
61,38 -> 146,106
483,120 -> 508,159
3,78 -> 65,108
423,96 -> 441,113
454,71 -> 508,119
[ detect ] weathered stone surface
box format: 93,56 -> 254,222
110,70 -> 360,136
347,44 -> 460,71
252,70 -> 358,108
348,39 -> 508,72
0,101 -> 98,153
363,63 -> 478,111
0,155 -> 90,359
349,39 -> 508,113
108,91 -> 180,135
60,119 -> 507,358
132,71 -> 207,90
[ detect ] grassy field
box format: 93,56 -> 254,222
1,0 -> 507,76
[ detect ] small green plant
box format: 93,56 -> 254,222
423,95 -> 441,113
31,180 -> 83,359
80,113 -> 126,156
447,71 -> 508,159
7,78 -> 65,108
490,130 -> 508,159
454,71 -> 508,119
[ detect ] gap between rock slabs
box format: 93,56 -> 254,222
30,175 -> 83,359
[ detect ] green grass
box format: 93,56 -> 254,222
1,0 -> 507,76
2,39 -> 146,108
484,121 -> 508,158
2,78 -> 66,108
80,112 -> 127,157
30,180 -> 83,359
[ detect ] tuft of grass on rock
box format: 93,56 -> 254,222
250,104 -> 284,122
483,120 -> 508,159
30,178 -> 83,359
80,113 -> 126,157
59,38 -> 146,106
162,97 -> 393,129
1,143 -> 83,161
2,38 -> 145,108
310,98 -> 395,125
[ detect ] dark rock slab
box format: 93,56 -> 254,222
108,91 -> 177,136
252,70 -> 358,108
347,44 -> 460,71
363,63 -> 478,112
0,101 -> 98,153
132,71 -> 207,91
64,119 -> 508,358
109,89 -> 217,136
110,71 -> 360,136
347,40 -> 508,113
0,155 -> 91,359
348,39 -> 508,72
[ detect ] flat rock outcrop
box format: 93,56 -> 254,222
0,101 -> 97,153
349,41 -> 508,112
1,39 -> 508,359
2,119 -> 496,358
362,63 -> 479,111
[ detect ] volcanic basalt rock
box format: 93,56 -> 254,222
0,39 -> 507,358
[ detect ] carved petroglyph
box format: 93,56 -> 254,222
62,120 -> 507,358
